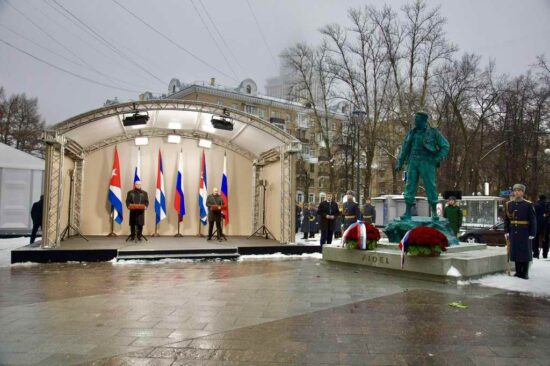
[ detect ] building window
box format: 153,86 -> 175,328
245,105 -> 258,115
319,192 -> 326,202
246,85 -> 251,94
298,113 -> 309,128
296,191 -> 304,203
308,194 -> 315,203
302,145 -> 311,156
258,108 -> 266,118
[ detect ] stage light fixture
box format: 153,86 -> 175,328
135,136 -> 149,146
123,112 -> 149,127
210,115 -> 234,131
167,134 -> 181,144
198,138 -> 212,149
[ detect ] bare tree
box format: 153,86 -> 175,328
282,41 -> 339,192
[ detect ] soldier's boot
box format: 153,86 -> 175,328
523,262 -> 530,280
514,262 -> 522,277
400,204 -> 412,220
431,203 -> 439,221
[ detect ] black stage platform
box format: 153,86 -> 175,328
11,236 -> 321,264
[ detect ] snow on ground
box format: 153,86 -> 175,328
464,259 -> 550,297
0,237 -> 29,267
239,252 -> 322,261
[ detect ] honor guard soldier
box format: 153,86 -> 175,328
504,183 -> 537,279
342,190 -> 361,231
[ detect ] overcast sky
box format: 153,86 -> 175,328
1,0 -> 549,125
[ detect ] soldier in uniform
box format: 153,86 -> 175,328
504,183 -> 537,279
126,181 -> 149,241
342,190 -> 361,231
363,198 -> 376,225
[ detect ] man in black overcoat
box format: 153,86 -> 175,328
504,183 -> 537,279
318,192 -> 340,246
126,181 -> 149,241
30,195 -> 43,244
206,187 -> 224,241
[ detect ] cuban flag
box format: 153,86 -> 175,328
400,229 -> 412,269
133,148 -> 141,185
155,150 -> 167,225
174,151 -> 186,221
221,153 -> 229,225
108,146 -> 123,224
198,150 -> 208,225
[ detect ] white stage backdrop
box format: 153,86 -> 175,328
79,138 -> 258,237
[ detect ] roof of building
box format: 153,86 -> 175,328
0,143 -> 44,170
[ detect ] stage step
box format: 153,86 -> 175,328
116,249 -> 240,261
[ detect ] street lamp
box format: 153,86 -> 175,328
352,109 -> 366,202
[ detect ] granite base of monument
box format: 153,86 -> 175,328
322,241 -> 508,282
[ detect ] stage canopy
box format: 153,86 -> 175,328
42,100 -> 301,247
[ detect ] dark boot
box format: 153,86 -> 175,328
401,204 -> 412,220
523,262 -> 530,279
130,225 -> 136,241
431,203 -> 439,221
514,262 -> 521,277
137,226 -> 143,241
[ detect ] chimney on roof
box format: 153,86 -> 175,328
210,78 -> 215,86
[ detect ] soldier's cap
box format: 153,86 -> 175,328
513,183 -> 526,191
448,196 -> 457,201
415,111 -> 429,118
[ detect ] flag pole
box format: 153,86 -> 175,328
175,216 -> 183,237
152,223 -> 160,237
107,208 -> 117,237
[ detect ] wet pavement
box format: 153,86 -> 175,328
1,257 -> 549,365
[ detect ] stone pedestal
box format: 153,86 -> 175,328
322,241 -> 508,282
384,216 -> 459,246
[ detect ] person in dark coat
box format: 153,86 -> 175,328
363,198 -> 376,225
206,187 -> 224,241
301,204 -> 313,239
334,203 -> 343,239
309,204 -> 319,238
30,195 -> 43,244
318,193 -> 340,246
533,195 -> 547,258
342,190 -> 361,231
295,203 -> 302,234
504,183 -> 537,279
443,196 -> 462,236
126,181 -> 149,241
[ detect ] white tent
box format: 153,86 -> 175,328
0,143 -> 44,235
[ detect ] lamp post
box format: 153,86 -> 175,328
352,109 -> 366,203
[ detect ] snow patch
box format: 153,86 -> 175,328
469,259 -> 550,297
446,266 -> 462,277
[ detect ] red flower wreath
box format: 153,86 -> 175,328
398,226 -> 448,251
365,223 -> 381,241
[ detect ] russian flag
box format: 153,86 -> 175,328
174,151 -> 186,221
155,150 -> 167,225
108,146 -> 123,224
221,153 -> 229,225
400,229 -> 412,269
198,150 -> 208,225
133,148 -> 141,185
